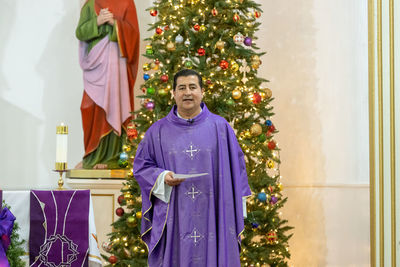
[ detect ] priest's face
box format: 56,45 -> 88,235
173,75 -> 204,116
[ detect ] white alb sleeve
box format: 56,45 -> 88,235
152,170 -> 173,203
242,197 -> 248,218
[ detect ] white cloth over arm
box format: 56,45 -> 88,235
152,170 -> 173,203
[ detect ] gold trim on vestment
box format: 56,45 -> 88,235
88,254 -> 102,261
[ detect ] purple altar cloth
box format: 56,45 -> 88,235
134,103 -> 252,266
29,190 -> 90,267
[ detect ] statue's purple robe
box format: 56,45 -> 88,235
133,103 -> 251,266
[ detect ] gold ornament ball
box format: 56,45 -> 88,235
126,216 -> 136,227
232,89 -> 242,99
150,62 -> 159,70
251,62 -> 260,70
259,92 -> 266,100
267,160 -> 274,169
136,211 -> 142,219
244,130 -> 251,138
252,55 -> 260,62
231,61 -> 239,72
277,183 -> 283,191
127,169 -> 134,178
250,124 -> 262,136
122,145 -> 131,152
126,199 -> 134,206
158,88 -> 167,96
216,40 -> 225,50
142,63 -> 150,71
166,42 -> 176,51
124,192 -> 132,200
264,88 -> 272,99
200,25 -> 206,31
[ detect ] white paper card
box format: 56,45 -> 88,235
173,173 -> 208,179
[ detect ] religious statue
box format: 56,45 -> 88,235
133,69 -> 251,266
76,0 -> 139,169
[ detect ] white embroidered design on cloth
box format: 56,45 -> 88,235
38,234 -> 79,267
186,184 -> 201,201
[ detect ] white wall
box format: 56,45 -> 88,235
0,0 -> 370,266
0,0 -> 152,189
257,0 -> 370,266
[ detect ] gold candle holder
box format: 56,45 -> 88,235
54,169 -> 67,190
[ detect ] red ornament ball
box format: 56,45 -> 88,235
269,124 -> 276,132
267,231 -> 277,244
155,27 -> 163,35
197,47 -> 206,56
193,24 -> 200,31
252,92 -> 262,104
206,79 -> 212,85
233,13 -> 240,22
150,9 -> 158,16
117,195 -> 124,205
254,11 -> 261,18
211,8 -> 218,16
267,140 -> 276,150
127,125 -> 138,140
116,207 -> 124,217
155,59 -> 160,65
108,255 -> 118,264
266,130 -> 273,137
219,60 -> 229,70
164,25 -> 169,31
160,74 -> 169,83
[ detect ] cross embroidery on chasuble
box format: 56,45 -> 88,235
183,142 -> 200,160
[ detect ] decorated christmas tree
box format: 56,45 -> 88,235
102,0 -> 293,266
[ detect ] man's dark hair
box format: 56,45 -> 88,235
173,69 -> 203,91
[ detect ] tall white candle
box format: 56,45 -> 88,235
55,123 -> 68,170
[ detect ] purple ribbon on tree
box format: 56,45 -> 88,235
0,202 -> 16,267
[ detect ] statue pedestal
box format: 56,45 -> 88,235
66,169 -> 128,256
66,169 -> 128,189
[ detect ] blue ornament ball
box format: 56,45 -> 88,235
120,152 -> 129,161
257,192 -> 267,202
265,120 -> 272,126
251,222 -> 259,229
143,73 -> 150,80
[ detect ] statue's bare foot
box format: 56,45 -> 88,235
93,163 -> 108,169
75,161 -> 83,169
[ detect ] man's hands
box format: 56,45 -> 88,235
97,8 -> 115,26
164,172 -> 184,186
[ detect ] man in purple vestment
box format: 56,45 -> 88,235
133,69 -> 252,267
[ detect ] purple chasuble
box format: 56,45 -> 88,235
134,103 -> 251,267
29,190 -> 90,267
